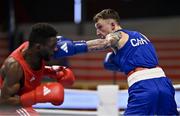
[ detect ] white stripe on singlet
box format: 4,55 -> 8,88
16,109 -> 25,116
16,110 -> 21,116
16,107 -> 30,116
21,108 -> 30,116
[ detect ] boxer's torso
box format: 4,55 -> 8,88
111,29 -> 159,74
0,41 -> 45,95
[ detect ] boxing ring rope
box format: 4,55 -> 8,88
174,84 -> 180,90
34,84 -> 180,115
35,109 -> 98,116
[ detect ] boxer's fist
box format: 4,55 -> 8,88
104,52 -> 120,71
53,36 -> 88,58
56,66 -> 75,86
20,82 -> 64,107
44,66 -> 75,87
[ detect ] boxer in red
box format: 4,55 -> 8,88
0,23 -> 75,115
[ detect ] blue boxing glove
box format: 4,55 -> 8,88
104,52 -> 120,71
53,36 -> 88,58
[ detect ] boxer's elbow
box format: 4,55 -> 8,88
0,95 -> 21,106
0,84 -> 21,105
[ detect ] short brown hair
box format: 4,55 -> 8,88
93,9 -> 120,24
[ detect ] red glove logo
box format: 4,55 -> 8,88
43,86 -> 51,96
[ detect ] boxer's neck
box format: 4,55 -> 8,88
23,48 -> 42,71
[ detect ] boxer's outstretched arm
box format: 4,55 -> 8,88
54,33 -> 121,58
86,38 -> 111,52
0,57 -> 22,106
86,32 -> 121,52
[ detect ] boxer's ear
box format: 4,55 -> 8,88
111,22 -> 115,31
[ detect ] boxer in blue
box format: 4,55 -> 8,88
54,9 -> 178,115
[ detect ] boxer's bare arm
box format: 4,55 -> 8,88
0,57 -> 22,106
86,32 -> 121,52
86,39 -> 111,52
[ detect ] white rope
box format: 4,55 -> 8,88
35,109 -> 124,115
173,84 -> 180,90
35,109 -> 97,115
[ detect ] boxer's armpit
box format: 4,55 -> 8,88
86,39 -> 111,52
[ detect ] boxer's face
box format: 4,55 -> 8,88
95,19 -> 114,39
39,37 -> 57,61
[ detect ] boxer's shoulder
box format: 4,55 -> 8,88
2,57 -> 23,82
3,57 -> 22,72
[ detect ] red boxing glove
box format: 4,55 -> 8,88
44,66 -> 75,87
20,82 -> 64,107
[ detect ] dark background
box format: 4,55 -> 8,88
0,0 -> 179,24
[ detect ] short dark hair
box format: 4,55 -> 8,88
29,23 -> 58,48
93,9 -> 120,24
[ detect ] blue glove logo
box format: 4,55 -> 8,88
60,43 -> 68,53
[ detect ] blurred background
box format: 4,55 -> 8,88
0,0 -> 180,90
